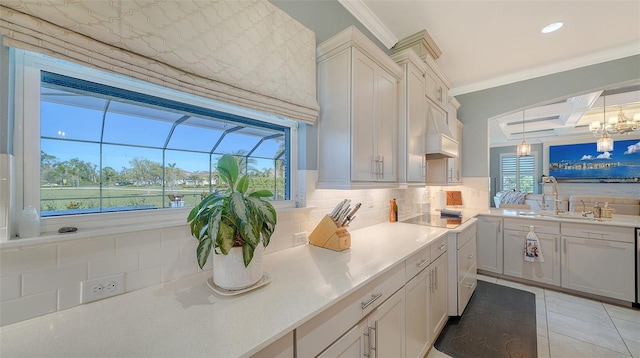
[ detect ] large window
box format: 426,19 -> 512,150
16,51 -> 296,220
500,153 -> 537,193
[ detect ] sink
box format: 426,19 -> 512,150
516,211 -> 604,222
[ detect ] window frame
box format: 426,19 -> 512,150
12,49 -> 299,233
499,151 -> 538,193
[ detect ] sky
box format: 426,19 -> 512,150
549,139 -> 640,164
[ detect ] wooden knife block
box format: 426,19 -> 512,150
309,215 -> 351,251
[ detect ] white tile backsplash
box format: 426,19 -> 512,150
22,262 -> 88,296
116,230 -> 162,255
0,245 -> 57,277
125,266 -> 162,292
0,275 -> 20,301
57,285 -> 81,310
88,254 -> 139,279
59,237 -> 115,266
0,291 -> 57,326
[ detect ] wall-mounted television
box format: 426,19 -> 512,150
548,139 -> 640,183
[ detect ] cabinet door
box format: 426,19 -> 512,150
446,120 -> 463,184
317,321 -> 367,358
561,236 -> 635,301
429,253 -> 448,340
251,331 -> 293,358
369,288 -> 405,358
376,67 -> 398,182
351,48 -> 377,182
476,216 -> 503,273
405,269 -> 430,358
406,66 -> 426,183
503,230 -> 560,286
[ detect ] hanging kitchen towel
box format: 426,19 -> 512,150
524,226 -> 544,262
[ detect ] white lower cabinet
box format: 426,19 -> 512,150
447,220 -> 477,316
404,249 -> 449,358
502,219 -> 561,286
561,234 -> 635,301
251,332 -> 293,358
405,267 -> 430,358
476,216 -> 503,273
489,217 -> 635,303
429,253 -> 448,340
318,288 -> 405,358
503,230 -> 560,286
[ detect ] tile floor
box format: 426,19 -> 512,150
428,275 -> 640,358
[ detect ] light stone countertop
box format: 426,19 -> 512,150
475,208 -> 640,228
0,222 -> 449,358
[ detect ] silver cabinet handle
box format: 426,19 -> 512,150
438,244 -> 446,251
467,281 -> 475,289
437,87 -> 443,101
379,156 -> 384,179
467,253 -> 475,259
361,293 -> 383,310
416,258 -> 428,268
371,321 -> 378,356
429,270 -> 433,289
433,266 -> 438,289
364,329 -> 371,358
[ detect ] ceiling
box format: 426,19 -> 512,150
337,0 -> 640,146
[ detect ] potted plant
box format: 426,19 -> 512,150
187,154 -> 277,290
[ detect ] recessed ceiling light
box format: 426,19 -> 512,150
541,22 -> 563,34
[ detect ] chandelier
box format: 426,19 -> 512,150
590,102 -> 640,137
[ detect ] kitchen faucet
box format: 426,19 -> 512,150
580,199 -> 593,217
541,175 -> 564,216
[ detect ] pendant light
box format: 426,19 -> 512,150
596,96 -> 614,153
517,109 -> 531,157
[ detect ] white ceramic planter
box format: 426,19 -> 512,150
213,244 -> 264,290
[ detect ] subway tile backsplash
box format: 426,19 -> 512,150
0,170 -> 432,326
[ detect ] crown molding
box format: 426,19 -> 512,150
337,0 -> 398,49
450,42 -> 640,96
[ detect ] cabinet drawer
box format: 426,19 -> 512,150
296,263 -> 404,357
457,263 -> 477,315
457,237 -> 476,283
561,222 -> 634,243
405,245 -> 431,281
456,221 -> 477,249
430,234 -> 448,259
503,218 -> 560,234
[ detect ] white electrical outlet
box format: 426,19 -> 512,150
81,273 -> 125,304
293,231 -> 308,246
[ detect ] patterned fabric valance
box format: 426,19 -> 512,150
0,1 -> 319,124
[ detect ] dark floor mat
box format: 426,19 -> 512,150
434,280 -> 537,358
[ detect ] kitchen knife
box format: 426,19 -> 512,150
335,204 -> 351,224
341,203 -> 361,226
330,199 -> 347,219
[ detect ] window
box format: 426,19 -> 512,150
15,50 -> 297,222
500,153 -> 537,193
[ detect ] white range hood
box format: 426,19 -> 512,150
425,108 -> 459,159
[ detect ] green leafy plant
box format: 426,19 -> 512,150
187,154 -> 277,269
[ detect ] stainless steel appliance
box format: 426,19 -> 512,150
401,213 -> 470,229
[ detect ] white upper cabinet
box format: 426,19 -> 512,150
393,49 -> 429,185
316,26 -> 402,189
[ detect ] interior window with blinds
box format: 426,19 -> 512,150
500,154 -> 537,193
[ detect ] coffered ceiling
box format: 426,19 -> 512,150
337,0 -> 640,146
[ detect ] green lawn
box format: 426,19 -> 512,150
40,186 -> 206,213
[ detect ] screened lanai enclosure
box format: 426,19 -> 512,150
39,72 -> 290,217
